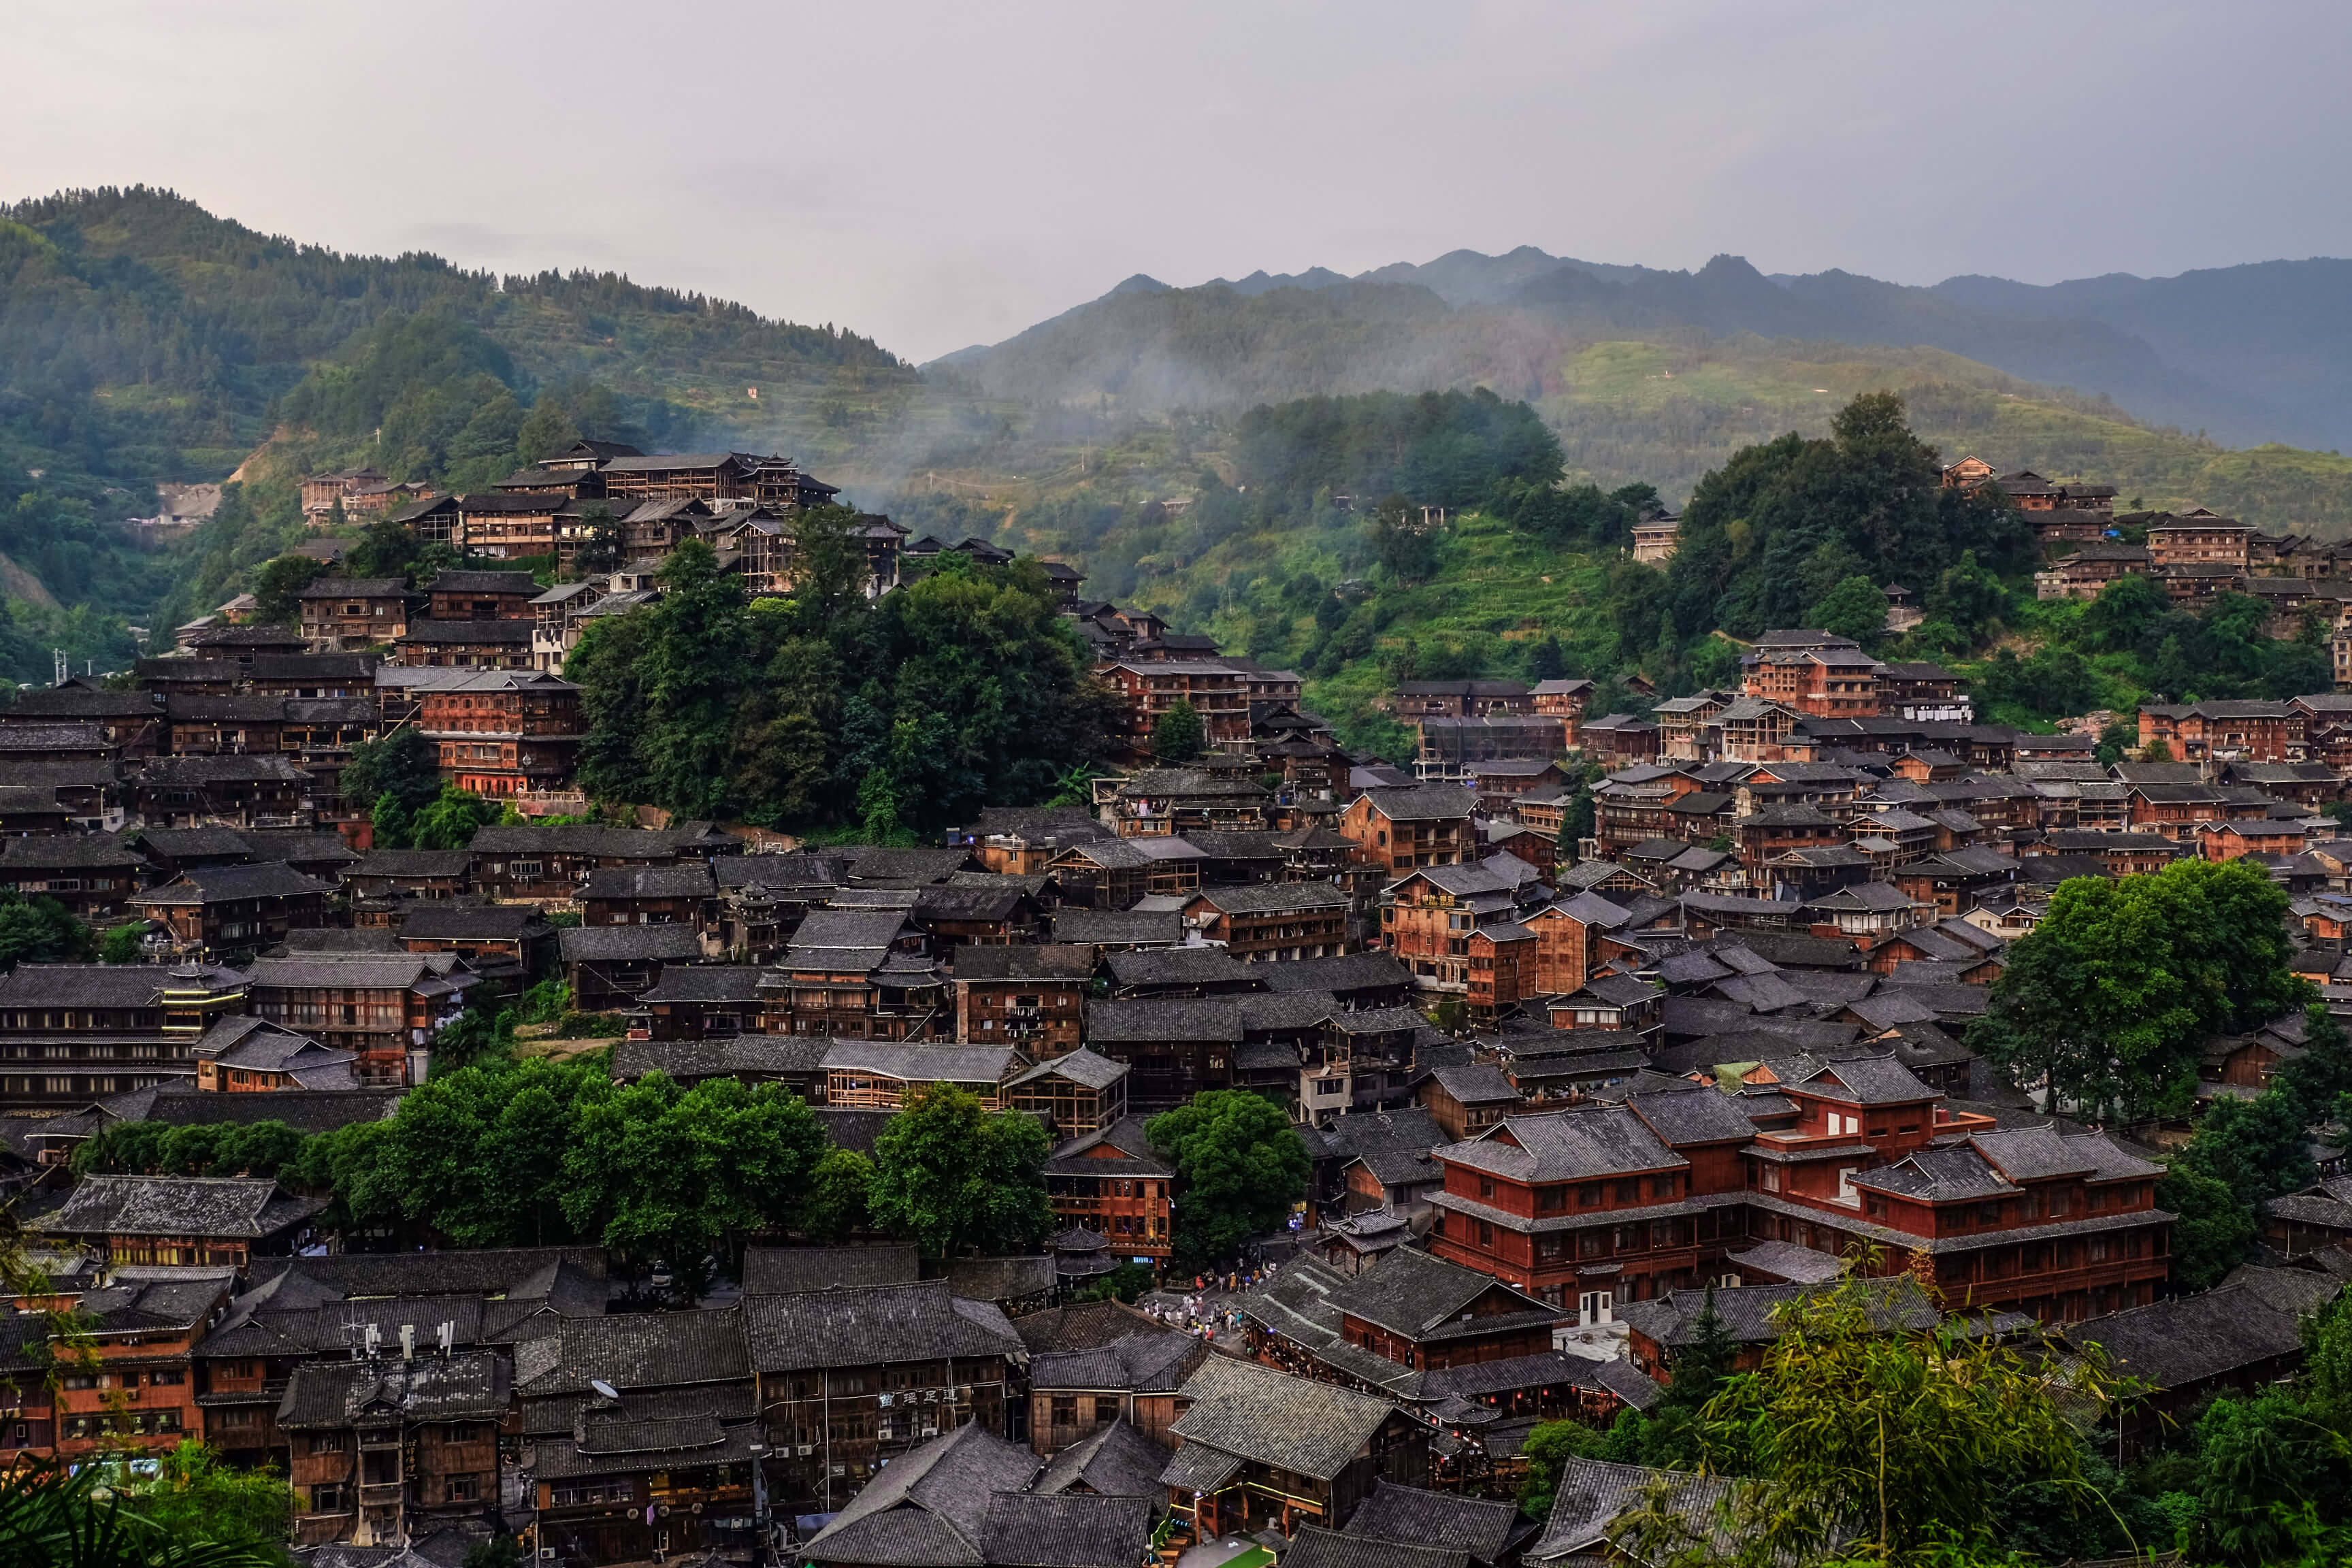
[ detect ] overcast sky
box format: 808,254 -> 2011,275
11,1 -> 2350,364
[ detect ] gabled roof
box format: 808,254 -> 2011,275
1166,1354 -> 1399,1482
800,1420 -> 1038,1566
1442,1107 -> 1683,1183
46,1174 -> 322,1239
740,1279 -> 1020,1373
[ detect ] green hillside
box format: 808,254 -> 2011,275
0,186 -> 939,672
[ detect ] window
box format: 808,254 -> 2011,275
1050,1396 -> 1077,1426
310,1483 -> 349,1514
148,1369 -> 184,1386
1094,1396 -> 1119,1424
1614,1179 -> 1638,1203
309,1432 -> 346,1455
445,1475 -> 478,1503
1576,1183 -> 1601,1207
1478,1177 -> 1494,1199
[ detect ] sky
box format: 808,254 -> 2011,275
10,1 -> 2352,365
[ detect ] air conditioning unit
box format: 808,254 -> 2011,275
920,1424 -> 938,1438
877,1393 -> 893,1407
796,1444 -> 813,1457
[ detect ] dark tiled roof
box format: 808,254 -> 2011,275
46,1175 -> 320,1240
740,1279 -> 1020,1372
1337,1473 -> 1526,1559
278,1350 -> 509,1429
559,925 -> 705,962
1048,910 -> 1184,947
1286,1526 -> 1468,1568
1033,1417 -> 1169,1500
1166,1354 -> 1398,1480
1030,1326 -> 1199,1394
954,943 -> 1095,982
801,1420 -> 1039,1565
135,862 -> 328,905
1105,946 -> 1256,990
519,1305 -> 751,1394
740,1244 -> 920,1293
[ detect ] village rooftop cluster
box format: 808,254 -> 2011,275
0,446 -> 2347,1565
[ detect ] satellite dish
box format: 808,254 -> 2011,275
590,1379 -> 620,1401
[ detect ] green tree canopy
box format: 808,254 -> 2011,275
1145,1090 -> 1309,1264
1969,858 -> 2306,1121
1152,699 -> 1205,762
1807,574 -> 1889,644
561,1073 -> 830,1294
570,532 -> 1120,832
867,1083 -> 1055,1257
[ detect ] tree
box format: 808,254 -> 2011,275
1146,1090 -> 1310,1264
125,1439 -> 295,1554
99,921 -> 146,964
2156,1162 -> 2259,1293
1369,495 -> 1440,584
801,1148 -> 876,1243
572,503 -> 623,576
342,727 -> 442,826
1703,1273 -> 2128,1567
1152,699 -> 1205,762
562,1073 -> 830,1296
1969,858 -> 2306,1122
1808,574 -> 1889,644
868,1084 -> 1054,1258
251,553 -> 325,624
0,1454 -> 290,1568
407,783 -> 500,851
0,892 -> 93,970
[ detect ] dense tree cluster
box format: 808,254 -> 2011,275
70,1054 -> 1058,1296
568,525 -> 1122,832
1145,1090 -> 1309,1264
1969,858 -> 2310,1123
1233,387 -> 1564,514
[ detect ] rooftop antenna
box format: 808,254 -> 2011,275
590,1379 -> 621,1402
364,1323 -> 381,1358
52,649 -> 66,687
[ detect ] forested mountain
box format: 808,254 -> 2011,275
944,246 -> 2352,453
0,186 -> 924,670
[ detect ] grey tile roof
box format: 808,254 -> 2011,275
1105,946 -> 1256,990
977,1490 -> 1154,1568
1048,910 -> 1184,946
1031,1326 -> 1200,1394
1258,949 -> 1414,994
1531,1458 -> 1737,1563
558,924 -> 706,962
1286,1525 -> 1469,1568
821,1041 -> 1015,1083
1627,1085 -> 1766,1145
1344,1480 -> 1520,1563
955,944 -> 1096,983
611,1036 -> 828,1082
740,1279 -> 1021,1373
1085,996 -> 1243,1044
2062,1273 -> 2336,1391
1441,1107 -> 1683,1183
135,862 -> 329,905
802,1420 -> 1039,1566
278,1350 -> 509,1429
1033,1417 -> 1169,1499
578,864 -> 717,900
46,1175 -> 321,1240
740,1244 -> 921,1294
519,1305 -> 751,1394
1007,1048 -> 1129,1091
1166,1354 -> 1399,1482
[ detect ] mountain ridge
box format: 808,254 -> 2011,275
938,246 -> 2352,451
